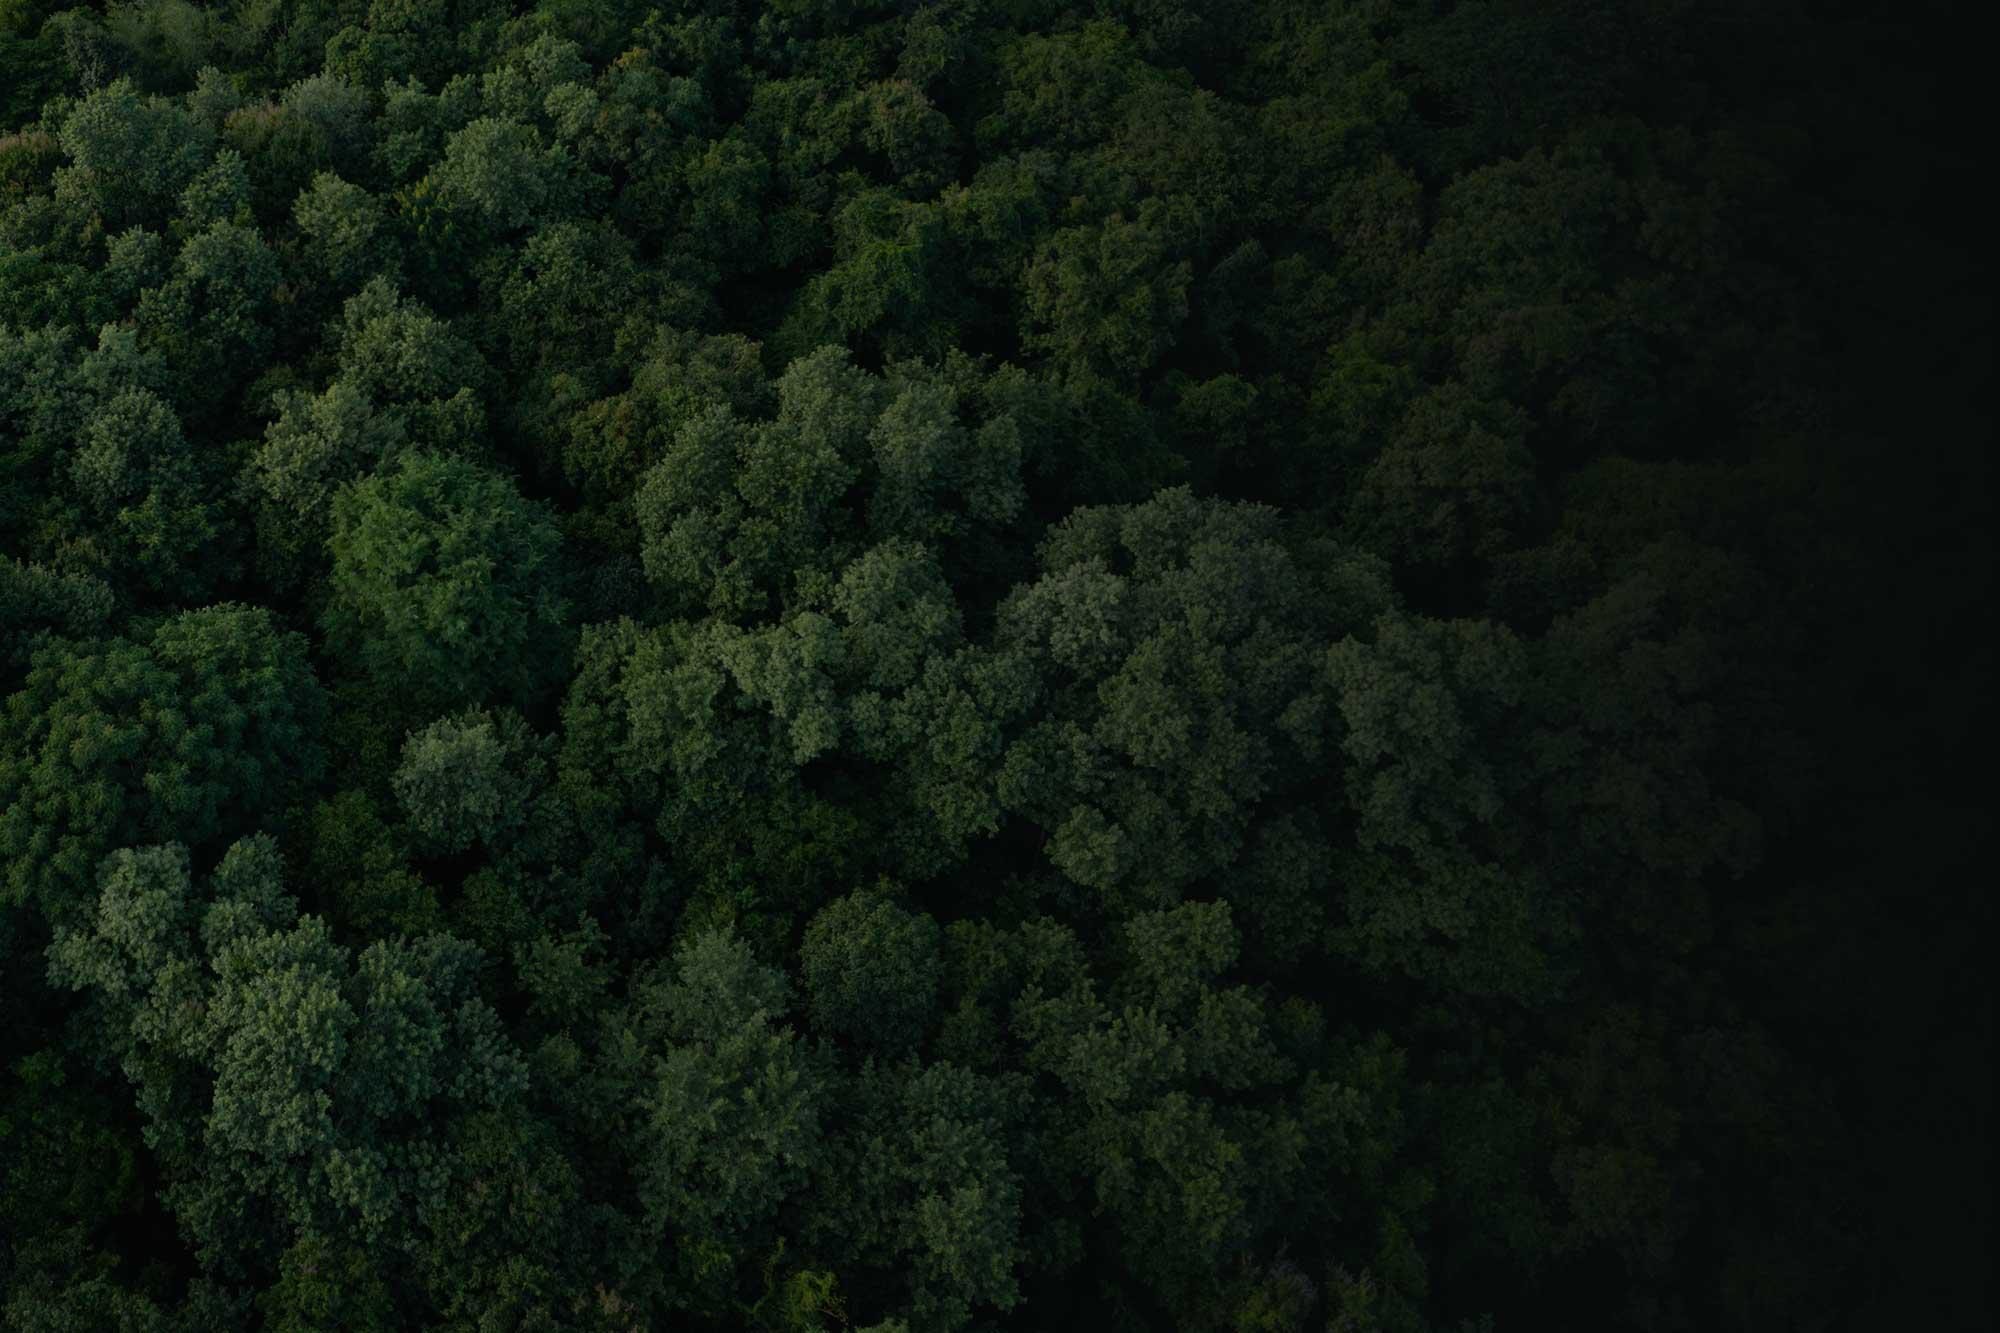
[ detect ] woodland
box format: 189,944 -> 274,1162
0,0 -> 1988,1328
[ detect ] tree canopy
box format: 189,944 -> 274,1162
0,1 -> 1985,1330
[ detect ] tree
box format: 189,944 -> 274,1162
771,190 -> 952,365
54,78 -> 213,228
328,278 -> 488,412
135,219 -> 282,402
0,606 -> 325,922
321,452 -> 568,712
299,789 -> 439,939
49,837 -> 531,1289
556,615 -> 869,924
493,219 -> 644,374
635,347 -> 877,619
633,348 -> 1038,621
1322,612 -> 1575,1003
0,556 -> 111,677
985,486 -> 1392,914
931,904 -> 1414,1322
391,707 -> 544,855
1344,383 -> 1540,588
805,1059 -> 1027,1331
622,926 -> 827,1314
799,891 -> 942,1053
1020,201 -> 1192,385
173,147 -> 250,235
426,116 -> 588,234
247,378 -> 407,586
293,172 -> 394,292
63,385 -> 220,599
560,326 -> 768,547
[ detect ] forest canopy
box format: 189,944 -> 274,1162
0,0 -> 1988,1330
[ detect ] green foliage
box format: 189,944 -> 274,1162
54,77 -> 213,227
0,34 -> 65,130
807,1059 -> 1027,1330
62,384 -> 222,598
248,378 -> 407,585
990,486 -> 1390,912
48,836 -> 529,1285
328,278 -> 488,415
175,147 -> 251,233
1323,612 -> 1574,1002
0,556 -> 112,674
560,325 -> 768,539
799,890 -> 942,1052
1021,201 -> 1192,384
321,451 -> 568,712
426,115 -> 586,233
391,706 -> 543,854
633,346 -> 1036,621
292,171 -> 392,290
628,926 -> 827,1306
0,607 -> 324,921
0,4 -> 1975,1330
135,219 -> 281,403
299,790 -> 438,938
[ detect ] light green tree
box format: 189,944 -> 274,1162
426,116 -> 587,233
49,836 -> 529,1285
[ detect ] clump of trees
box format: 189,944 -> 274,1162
0,0 -> 1985,1330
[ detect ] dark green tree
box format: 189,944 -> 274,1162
0,606 -> 325,922
799,890 -> 942,1053
321,451 -> 568,712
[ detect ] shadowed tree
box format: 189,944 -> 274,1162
0,606 -> 325,923
799,890 -> 942,1054
985,486 -> 1392,913
612,925 -> 829,1316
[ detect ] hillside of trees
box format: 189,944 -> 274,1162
0,0 -> 1987,1328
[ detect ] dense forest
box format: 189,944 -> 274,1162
0,0 -> 1987,1327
